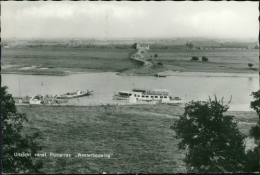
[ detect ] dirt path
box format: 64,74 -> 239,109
118,49 -> 153,75
132,49 -> 152,67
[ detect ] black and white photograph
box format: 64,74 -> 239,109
1,1 -> 259,173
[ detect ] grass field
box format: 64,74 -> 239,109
142,49 -> 258,74
2,46 -> 258,76
1,47 -> 141,74
17,105 -> 258,173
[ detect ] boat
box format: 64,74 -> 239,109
14,96 -> 30,104
113,91 -> 132,100
113,88 -> 183,104
154,74 -> 167,78
29,96 -> 42,105
57,90 -> 93,99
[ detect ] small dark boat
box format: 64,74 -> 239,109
57,90 -> 93,99
154,74 -> 167,78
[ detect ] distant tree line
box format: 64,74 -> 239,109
11,44 -> 136,49
149,45 -> 186,50
2,42 -> 256,50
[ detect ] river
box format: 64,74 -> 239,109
1,72 -> 258,111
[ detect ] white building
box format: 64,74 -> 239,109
136,44 -> 149,50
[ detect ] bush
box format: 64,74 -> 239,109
202,56 -> 209,61
158,62 -> 163,66
248,63 -> 254,68
191,56 -> 199,61
244,147 -> 259,172
154,54 -> 158,58
244,90 -> 260,172
173,96 -> 246,173
2,86 -> 43,173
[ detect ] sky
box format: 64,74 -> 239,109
1,1 -> 259,39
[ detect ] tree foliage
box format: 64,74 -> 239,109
202,56 -> 209,62
132,43 -> 137,49
158,62 -> 163,66
244,147 -> 259,172
186,42 -> 194,49
1,86 -> 43,173
244,90 -> 259,172
248,63 -> 254,68
250,90 -> 259,114
173,96 -> 246,173
191,56 -> 199,61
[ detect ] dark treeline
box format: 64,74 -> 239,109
2,42 -> 258,50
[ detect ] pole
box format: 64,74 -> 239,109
19,78 -> 21,98
99,90 -> 101,105
42,82 -> 44,102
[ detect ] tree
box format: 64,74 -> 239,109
191,56 -> 199,61
173,96 -> 246,173
154,54 -> 158,58
186,42 -> 194,49
1,86 -> 43,173
202,56 -> 209,62
248,63 -> 254,68
250,90 -> 259,114
158,62 -> 163,66
132,43 -> 137,49
243,90 -> 259,172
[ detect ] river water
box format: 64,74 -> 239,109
1,72 -> 258,111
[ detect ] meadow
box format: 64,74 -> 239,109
1,46 -> 141,74
142,48 -> 259,74
17,105 -> 257,173
2,46 -> 258,76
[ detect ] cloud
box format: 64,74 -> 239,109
1,1 -> 258,39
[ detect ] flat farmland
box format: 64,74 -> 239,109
17,105 -> 257,173
1,47 -> 141,73
143,49 -> 259,74
2,46 -> 258,75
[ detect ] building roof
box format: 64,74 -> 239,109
138,44 -> 149,47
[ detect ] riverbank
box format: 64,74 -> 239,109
2,47 -> 258,76
17,104 -> 257,173
1,47 -> 140,76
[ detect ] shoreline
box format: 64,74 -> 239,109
157,70 -> 259,77
1,67 -> 258,77
14,100 -> 257,112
